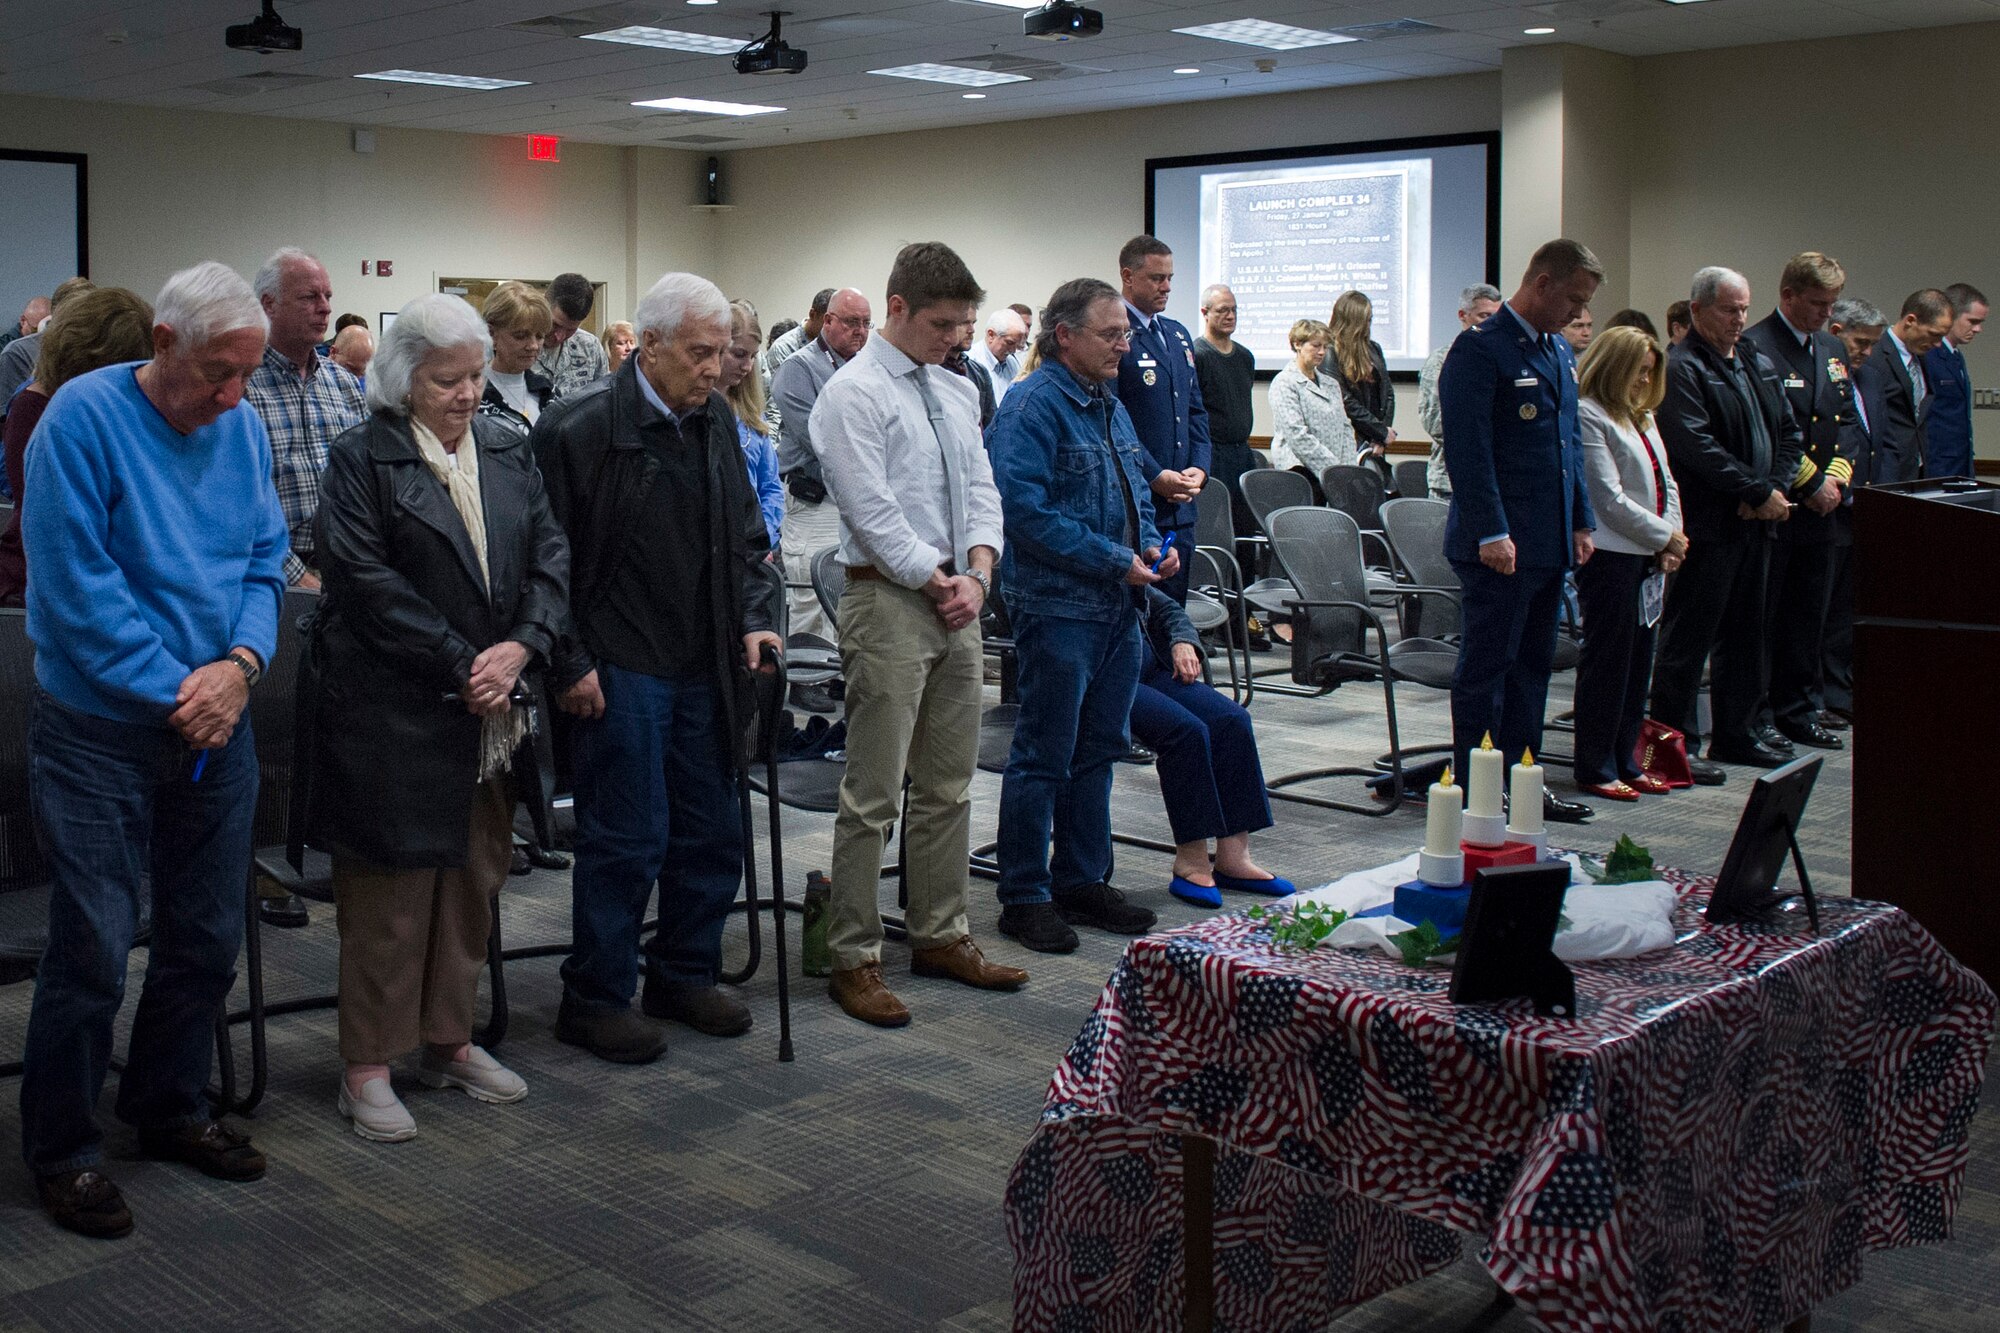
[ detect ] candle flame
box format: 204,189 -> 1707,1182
1441,765 -> 1454,787
1479,732 -> 1494,751
1520,748 -> 1535,767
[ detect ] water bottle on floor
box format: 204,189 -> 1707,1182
801,870 -> 833,977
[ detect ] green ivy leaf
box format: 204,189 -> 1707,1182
1392,919 -> 1451,967
1598,834 -> 1656,885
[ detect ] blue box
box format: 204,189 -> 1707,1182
1392,879 -> 1472,935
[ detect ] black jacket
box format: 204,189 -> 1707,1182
478,369 -> 553,436
1324,339 -> 1395,448
309,412 -> 571,868
1657,329 -> 1806,544
1854,333 -> 1932,485
1742,312 -> 1855,544
531,359 -> 778,764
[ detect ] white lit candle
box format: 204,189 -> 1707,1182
1510,748 -> 1544,835
1424,766 -> 1462,856
1468,732 -> 1504,818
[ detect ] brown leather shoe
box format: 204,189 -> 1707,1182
830,963 -> 911,1028
911,935 -> 1028,992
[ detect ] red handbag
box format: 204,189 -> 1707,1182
1634,718 -> 1695,790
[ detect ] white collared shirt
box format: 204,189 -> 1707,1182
810,333 -> 1006,589
1886,329 -> 1925,411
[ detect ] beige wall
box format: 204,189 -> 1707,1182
0,92 -> 704,331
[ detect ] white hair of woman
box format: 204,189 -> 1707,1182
153,261 -> 268,350
633,272 -> 730,344
367,293 -> 492,415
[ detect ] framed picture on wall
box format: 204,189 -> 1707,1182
0,150 -> 89,329
379,312 -> 397,336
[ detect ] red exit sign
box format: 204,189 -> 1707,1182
527,135 -> 561,162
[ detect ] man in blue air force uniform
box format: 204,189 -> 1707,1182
1439,238 -> 1603,824
1114,234 -> 1209,605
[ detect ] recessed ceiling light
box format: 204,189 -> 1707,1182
1174,66 -> 1201,74
1524,26 -> 1555,34
962,92 -> 986,99
582,26 -> 743,54
632,95 -> 785,116
1660,1 -> 1715,5
687,0 -> 720,5
1172,19 -> 1357,51
355,70 -> 530,90
961,0 -> 1044,8
868,63 -> 1030,87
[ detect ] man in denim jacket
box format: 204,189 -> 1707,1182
986,278 -> 1180,953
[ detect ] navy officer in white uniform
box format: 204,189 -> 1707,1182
1439,238 -> 1603,824
1114,235 -> 1210,605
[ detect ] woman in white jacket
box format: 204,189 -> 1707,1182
1267,319 -> 1358,477
1573,325 -> 1689,800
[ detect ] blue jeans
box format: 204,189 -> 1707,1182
20,691 -> 257,1176
1130,662 -> 1272,845
997,608 -> 1142,906
562,664 -> 741,1009
1449,560 -> 1565,783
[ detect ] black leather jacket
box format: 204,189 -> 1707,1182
1657,329 -> 1805,543
309,411 -> 570,867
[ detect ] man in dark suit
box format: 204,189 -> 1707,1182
1920,282 -> 1987,480
1651,266 -> 1805,769
1820,297 -> 1889,723
1743,252 -> 1852,753
1114,235 -> 1210,605
1856,289 -> 1953,485
1439,237 -> 1602,824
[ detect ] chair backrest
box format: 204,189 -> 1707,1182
251,587 -> 320,852
1320,464 -> 1388,536
1266,505 -> 1370,673
1194,477 -> 1236,551
1393,458 -> 1430,499
0,609 -> 46,890
1380,497 -> 1459,638
1239,467 -> 1314,538
810,546 -> 846,630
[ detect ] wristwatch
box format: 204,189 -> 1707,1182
225,649 -> 263,688
966,569 -> 992,600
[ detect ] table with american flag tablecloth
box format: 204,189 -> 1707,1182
1004,872 -> 1995,1333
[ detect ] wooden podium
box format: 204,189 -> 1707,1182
1852,478 -> 2000,991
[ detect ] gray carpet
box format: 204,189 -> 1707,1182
0,655 -> 1990,1332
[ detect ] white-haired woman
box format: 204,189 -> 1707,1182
310,293 -> 571,1141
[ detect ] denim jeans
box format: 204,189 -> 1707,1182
561,664 -> 741,1010
20,690 -> 257,1177
997,608 -> 1142,906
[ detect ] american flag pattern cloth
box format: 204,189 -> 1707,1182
1006,876 -> 1994,1332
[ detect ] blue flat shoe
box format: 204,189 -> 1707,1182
1215,871 -> 1295,898
1168,875 -> 1222,909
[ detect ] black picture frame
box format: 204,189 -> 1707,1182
1449,861 -> 1576,1017
1707,754 -> 1823,932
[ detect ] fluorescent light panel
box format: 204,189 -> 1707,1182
959,0 -> 1044,9
355,70 -> 530,90
632,96 -> 785,116
868,63 -> 1030,87
1173,19 -> 1357,51
581,26 -> 742,54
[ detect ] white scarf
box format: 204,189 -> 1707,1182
411,418 -> 527,783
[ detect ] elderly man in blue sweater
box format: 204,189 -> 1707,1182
19,261 -> 289,1240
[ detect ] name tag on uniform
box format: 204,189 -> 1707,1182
1514,376 -> 1539,387
1137,357 -> 1158,367
1784,375 -> 1806,389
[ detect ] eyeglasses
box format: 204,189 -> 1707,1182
1083,325 -> 1133,346
826,314 -> 872,330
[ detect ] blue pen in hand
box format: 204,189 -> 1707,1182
1150,530 -> 1177,574
191,749 -> 208,783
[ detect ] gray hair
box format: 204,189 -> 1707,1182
1691,266 -> 1749,305
153,261 -> 268,350
366,293 -> 491,415
253,246 -> 320,302
633,272 -> 730,345
1033,277 -> 1121,364
1199,284 -> 1234,310
1830,297 -> 1887,330
1458,283 -> 1504,313
985,307 -> 1027,336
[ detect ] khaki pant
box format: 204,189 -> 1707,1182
333,779 -> 511,1064
829,577 -> 981,969
781,494 -> 842,645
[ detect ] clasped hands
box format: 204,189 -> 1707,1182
1150,467 -> 1206,506
1736,488 -> 1795,522
925,566 -> 986,632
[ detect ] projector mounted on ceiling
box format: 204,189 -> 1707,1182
226,0 -> 303,54
1025,1 -> 1103,41
735,12 -> 808,76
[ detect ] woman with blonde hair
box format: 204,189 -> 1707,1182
1267,318 -> 1357,475
1323,290 -> 1393,467
1572,325 -> 1687,801
478,281 -> 553,431
721,299 -> 783,546
600,320 -> 636,376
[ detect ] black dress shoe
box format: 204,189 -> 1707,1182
1709,742 -> 1790,767
788,682 -> 840,715
1540,792 -> 1594,825
1686,758 -> 1729,786
1120,743 -> 1156,766
1777,721 -> 1843,751
641,978 -> 753,1037
555,995 -> 668,1064
1817,711 -> 1850,731
136,1120 -> 266,1182
1757,727 -> 1795,755
1052,881 -> 1158,934
525,844 -> 573,870
37,1169 -> 132,1239
998,902 -> 1079,954
257,893 -> 310,929
509,847 -> 532,876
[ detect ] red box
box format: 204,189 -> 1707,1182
1460,840 -> 1536,879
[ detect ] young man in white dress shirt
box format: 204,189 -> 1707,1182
810,242 -> 1028,1027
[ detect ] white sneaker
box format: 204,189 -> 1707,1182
418,1044 -> 528,1104
337,1077 -> 418,1142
